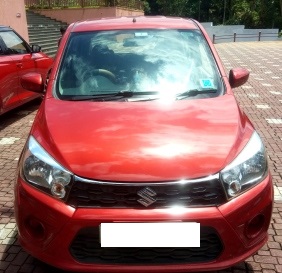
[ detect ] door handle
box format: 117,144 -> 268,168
16,63 -> 23,68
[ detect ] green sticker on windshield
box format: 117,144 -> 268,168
200,79 -> 214,89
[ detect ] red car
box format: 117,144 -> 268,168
15,17 -> 273,272
0,25 -> 52,115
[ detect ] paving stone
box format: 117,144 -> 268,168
4,254 -> 16,263
4,265 -> 20,273
267,241 -> 281,249
246,261 -> 262,271
254,255 -> 278,264
270,248 -> 282,258
0,262 -> 9,271
260,263 -> 276,270
18,264 -> 35,273
7,246 -> 21,255
275,264 -> 282,272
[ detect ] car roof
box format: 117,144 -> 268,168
0,25 -> 12,31
70,16 -> 199,32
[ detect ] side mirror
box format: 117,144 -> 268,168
21,73 -> 44,93
229,68 -> 250,88
31,44 -> 42,53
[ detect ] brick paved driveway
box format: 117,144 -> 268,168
0,41 -> 282,273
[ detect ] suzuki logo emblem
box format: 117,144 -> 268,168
137,187 -> 157,207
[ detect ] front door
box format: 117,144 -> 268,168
0,30 -> 39,104
0,35 -> 20,115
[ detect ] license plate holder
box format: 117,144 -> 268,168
100,222 -> 200,247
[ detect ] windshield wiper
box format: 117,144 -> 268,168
175,89 -> 218,100
66,89 -> 218,101
68,90 -> 133,101
67,91 -> 160,101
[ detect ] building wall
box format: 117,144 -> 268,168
0,0 -> 29,42
115,8 -> 144,17
35,7 -> 144,25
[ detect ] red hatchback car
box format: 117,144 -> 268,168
15,17 -> 273,272
0,25 -> 53,115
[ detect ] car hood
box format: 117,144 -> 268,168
33,95 -> 252,182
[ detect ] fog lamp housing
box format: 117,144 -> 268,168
245,214 -> 265,239
25,217 -> 45,240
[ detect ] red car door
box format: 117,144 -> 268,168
0,36 -> 21,115
0,30 -> 42,104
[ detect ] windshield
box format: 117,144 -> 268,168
56,29 -> 223,101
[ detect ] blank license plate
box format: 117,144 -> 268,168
100,222 -> 200,247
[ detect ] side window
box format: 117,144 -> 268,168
0,36 -> 5,55
0,31 -> 29,55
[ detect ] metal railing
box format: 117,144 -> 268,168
212,32 -> 279,43
25,0 -> 144,10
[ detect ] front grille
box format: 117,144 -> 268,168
70,226 -> 223,264
66,176 -> 227,208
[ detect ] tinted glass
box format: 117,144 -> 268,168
56,29 -> 223,101
0,31 -> 29,54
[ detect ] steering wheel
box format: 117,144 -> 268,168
92,69 -> 116,83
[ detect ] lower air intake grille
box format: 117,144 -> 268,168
70,226 -> 223,264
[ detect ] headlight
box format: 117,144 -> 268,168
20,136 -> 72,200
220,131 -> 268,199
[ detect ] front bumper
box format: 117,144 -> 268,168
14,174 -> 273,272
